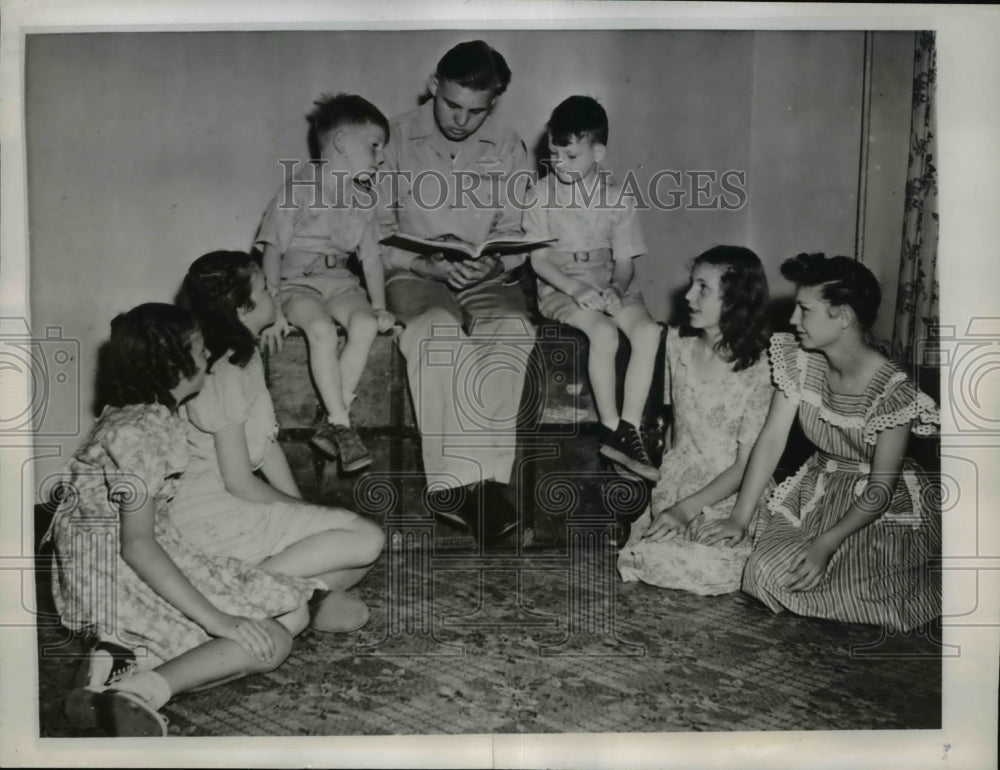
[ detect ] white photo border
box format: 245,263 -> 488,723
2,2 -> 998,768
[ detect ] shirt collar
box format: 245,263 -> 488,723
407,99 -> 501,147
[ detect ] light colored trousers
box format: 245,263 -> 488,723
385,272 -> 536,490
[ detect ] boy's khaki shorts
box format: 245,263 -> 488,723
280,267 -> 366,306
538,285 -> 645,324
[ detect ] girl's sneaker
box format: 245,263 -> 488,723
310,590 -> 370,633
65,641 -> 168,737
64,687 -> 168,737
73,640 -> 138,691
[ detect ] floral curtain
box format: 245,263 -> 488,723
893,31 -> 939,364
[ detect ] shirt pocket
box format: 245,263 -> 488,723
465,166 -> 502,209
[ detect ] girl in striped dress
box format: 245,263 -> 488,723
696,253 -> 940,631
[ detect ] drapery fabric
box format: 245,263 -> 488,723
893,31 -> 939,364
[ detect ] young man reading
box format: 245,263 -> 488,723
378,40 -> 535,545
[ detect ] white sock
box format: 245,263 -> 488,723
113,670 -> 172,710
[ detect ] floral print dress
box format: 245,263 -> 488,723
44,403 -> 322,668
742,334 -> 941,631
618,328 -> 774,595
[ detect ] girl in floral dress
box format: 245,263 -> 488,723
170,251 -> 384,634
618,246 -> 774,595
698,254 -> 940,631
45,304 -> 321,736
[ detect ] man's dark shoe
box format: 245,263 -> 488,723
425,483 -> 478,533
480,481 -> 519,546
598,420 -> 660,482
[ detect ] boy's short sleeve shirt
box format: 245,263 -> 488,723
255,167 -> 378,278
378,102 -> 530,272
525,173 -> 645,261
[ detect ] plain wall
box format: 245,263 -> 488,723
25,30 -> 914,491
747,32 -> 865,290
863,32 -> 917,342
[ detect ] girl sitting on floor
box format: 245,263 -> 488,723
45,304 -> 319,737
697,253 -> 940,631
171,250 -> 384,634
618,245 -> 774,595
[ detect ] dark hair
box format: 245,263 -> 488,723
177,251 -> 258,369
435,40 -> 512,96
684,245 -> 769,371
105,303 -> 200,410
306,93 -> 389,162
547,95 -> 609,146
780,253 -> 882,331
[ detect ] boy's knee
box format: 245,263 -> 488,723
303,316 -> 339,345
348,311 -> 378,341
588,321 -> 619,354
632,319 -> 662,350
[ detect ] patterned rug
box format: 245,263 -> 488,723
37,539 -> 941,737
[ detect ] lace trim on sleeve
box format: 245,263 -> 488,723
861,386 -> 940,445
800,369 -> 940,444
768,333 -> 803,401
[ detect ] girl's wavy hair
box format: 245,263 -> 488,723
682,245 -> 770,371
105,303 -> 200,410
177,250 -> 258,369
780,252 -> 881,331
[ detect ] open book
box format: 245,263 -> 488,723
380,232 -> 556,262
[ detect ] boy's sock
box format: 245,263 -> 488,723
111,670 -> 172,710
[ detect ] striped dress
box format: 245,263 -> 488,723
742,334 -> 940,632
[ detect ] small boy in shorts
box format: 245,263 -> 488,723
256,93 -> 395,472
525,95 -> 662,482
